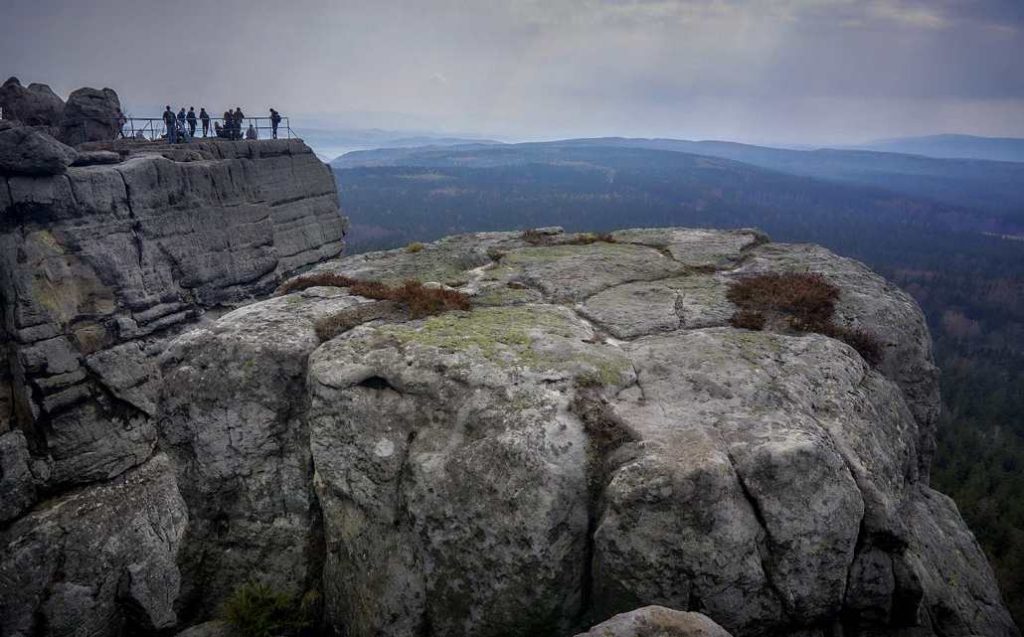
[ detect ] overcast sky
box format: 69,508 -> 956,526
3,0 -> 1023,144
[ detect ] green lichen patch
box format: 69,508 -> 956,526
378,305 -> 633,386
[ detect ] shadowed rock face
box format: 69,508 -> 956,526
0,137 -> 347,635
0,221 -> 1017,637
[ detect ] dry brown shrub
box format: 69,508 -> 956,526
276,272 -> 360,296
279,273 -> 472,339
729,310 -> 767,330
394,280 -> 472,318
521,229 -> 549,245
727,272 -> 884,366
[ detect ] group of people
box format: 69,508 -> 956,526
161,106 -> 284,143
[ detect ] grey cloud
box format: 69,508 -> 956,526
1,0 -> 1021,144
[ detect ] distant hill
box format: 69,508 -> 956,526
333,142 -> 1024,256
337,137 -> 1024,222
855,134 -> 1024,163
290,127 -> 500,162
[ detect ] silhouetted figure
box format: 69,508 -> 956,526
116,109 -> 127,139
269,108 -> 282,139
245,123 -> 258,140
176,108 -> 187,140
163,105 -> 177,143
186,107 -> 197,138
222,110 -> 233,139
233,107 -> 245,140
199,107 -> 210,137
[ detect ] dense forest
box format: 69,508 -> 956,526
333,142 -> 1024,623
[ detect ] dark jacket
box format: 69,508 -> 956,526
163,110 -> 175,124
199,110 -> 210,122
186,110 -> 197,123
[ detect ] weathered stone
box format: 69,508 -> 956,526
58,87 -> 122,145
0,430 -> 37,522
0,454 -> 187,636
0,138 -> 346,491
71,150 -> 121,167
0,126 -> 78,176
173,620 -> 232,637
0,77 -> 65,127
308,304 -> 632,636
575,606 -> 734,637
158,289 -> 372,613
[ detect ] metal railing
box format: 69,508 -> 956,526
114,115 -> 293,142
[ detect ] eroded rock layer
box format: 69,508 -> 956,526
0,137 -> 346,634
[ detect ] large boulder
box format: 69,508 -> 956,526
575,606 -> 733,637
0,77 -> 65,126
0,454 -> 188,636
58,86 -> 122,145
0,125 -> 78,175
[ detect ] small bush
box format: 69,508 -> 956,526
826,325 -> 884,366
406,241 -> 425,253
726,272 -> 837,330
221,581 -> 315,637
396,280 -> 472,318
727,272 -> 884,366
729,309 -> 767,330
521,228 -> 549,245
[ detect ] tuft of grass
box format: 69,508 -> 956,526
727,272 -> 883,366
221,581 -> 317,637
405,241 -> 425,253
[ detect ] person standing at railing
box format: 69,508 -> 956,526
233,107 -> 245,140
222,110 -> 233,139
200,108 -> 210,137
116,109 -> 127,139
186,107 -> 197,138
176,107 -> 187,141
163,106 -> 177,143
269,108 -> 282,139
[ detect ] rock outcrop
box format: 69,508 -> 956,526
1,205 -> 1017,637
0,134 -> 347,634
58,86 -> 122,145
575,606 -> 733,637
0,77 -> 66,127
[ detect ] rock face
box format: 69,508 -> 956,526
1,219 -> 1017,637
0,77 -> 66,127
58,86 -> 122,145
0,136 -> 347,635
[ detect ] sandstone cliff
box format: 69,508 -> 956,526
0,135 -> 345,519
0,150 -> 1016,636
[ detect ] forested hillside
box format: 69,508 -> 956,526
334,142 -> 1024,622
